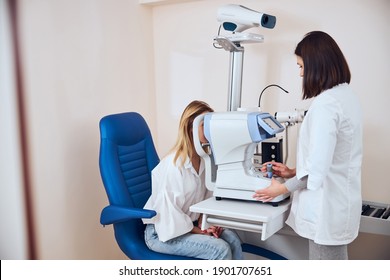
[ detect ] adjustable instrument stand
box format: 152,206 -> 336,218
214,33 -> 264,111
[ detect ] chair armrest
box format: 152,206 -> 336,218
100,205 -> 157,226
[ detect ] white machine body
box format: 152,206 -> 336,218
193,111 -> 290,204
217,4 -> 276,32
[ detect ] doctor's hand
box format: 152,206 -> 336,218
253,178 -> 289,202
261,161 -> 296,179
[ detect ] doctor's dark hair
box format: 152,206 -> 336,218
171,100 -> 213,167
295,31 -> 351,99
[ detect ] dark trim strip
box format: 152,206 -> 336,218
8,0 -> 37,260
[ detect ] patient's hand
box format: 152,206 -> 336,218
201,226 -> 223,238
192,217 -> 223,238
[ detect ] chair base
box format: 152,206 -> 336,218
242,243 -> 287,260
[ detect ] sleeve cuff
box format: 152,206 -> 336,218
285,175 -> 308,192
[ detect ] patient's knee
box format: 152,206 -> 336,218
210,239 -> 232,260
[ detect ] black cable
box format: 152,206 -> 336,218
258,84 -> 289,108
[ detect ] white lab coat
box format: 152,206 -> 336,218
143,153 -> 211,242
286,83 -> 363,245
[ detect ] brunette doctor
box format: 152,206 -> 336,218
253,31 -> 363,260
143,100 -> 243,260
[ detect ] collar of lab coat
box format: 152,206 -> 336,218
183,157 -> 205,176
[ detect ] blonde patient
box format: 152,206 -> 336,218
143,100 -> 243,260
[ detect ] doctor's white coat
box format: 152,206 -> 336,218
286,83 -> 363,245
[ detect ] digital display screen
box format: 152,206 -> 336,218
262,117 -> 280,130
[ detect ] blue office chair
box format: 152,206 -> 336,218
99,112 -> 287,260
99,112 -> 197,259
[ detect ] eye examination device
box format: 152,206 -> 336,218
214,4 -> 277,111
193,111 -> 290,205
196,5 -> 289,205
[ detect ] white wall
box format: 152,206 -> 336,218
15,0 -> 156,259
152,0 -> 390,204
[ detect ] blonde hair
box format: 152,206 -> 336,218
171,100 -> 213,166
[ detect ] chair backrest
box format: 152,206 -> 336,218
99,112 -> 159,209
99,112 -> 160,259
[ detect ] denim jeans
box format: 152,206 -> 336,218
144,224 -> 243,260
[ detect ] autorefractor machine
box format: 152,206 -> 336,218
192,5 -> 289,205
193,111 -> 289,205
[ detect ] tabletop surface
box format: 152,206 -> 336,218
190,197 -> 291,223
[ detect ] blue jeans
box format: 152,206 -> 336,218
144,224 -> 243,260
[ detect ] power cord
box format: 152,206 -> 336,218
258,84 -> 289,108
